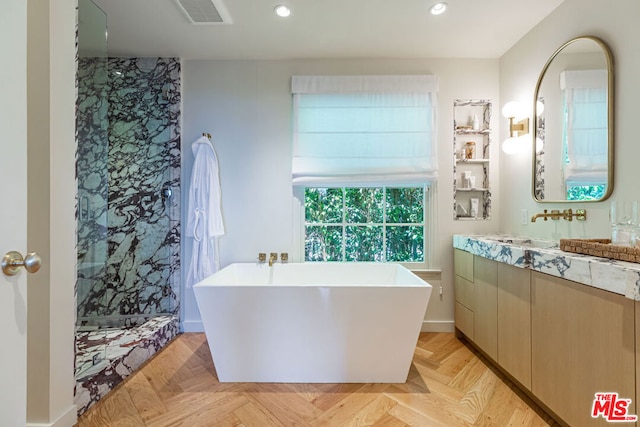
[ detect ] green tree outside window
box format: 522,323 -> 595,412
305,187 -> 425,262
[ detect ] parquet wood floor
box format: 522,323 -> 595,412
76,333 -> 559,426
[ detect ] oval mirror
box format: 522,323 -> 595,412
532,36 -> 614,202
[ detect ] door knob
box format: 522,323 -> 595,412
2,251 -> 42,276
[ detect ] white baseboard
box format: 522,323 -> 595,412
421,320 -> 455,332
182,320 -> 204,333
27,404 -> 77,427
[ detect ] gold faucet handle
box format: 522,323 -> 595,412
258,253 -> 266,263
540,209 -> 550,221
563,208 -> 573,221
280,252 -> 289,262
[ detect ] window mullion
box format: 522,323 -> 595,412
382,187 -> 387,262
341,187 -> 347,262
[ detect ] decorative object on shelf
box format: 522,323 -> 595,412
472,114 -> 480,131
456,203 -> 469,217
470,198 -> 479,218
464,141 -> 476,159
461,171 -> 471,188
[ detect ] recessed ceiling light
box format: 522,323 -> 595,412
429,2 -> 448,15
274,5 -> 291,17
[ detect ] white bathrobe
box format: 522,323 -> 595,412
186,135 -> 225,288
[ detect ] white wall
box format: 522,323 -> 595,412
181,58 -> 500,331
499,0 -> 640,239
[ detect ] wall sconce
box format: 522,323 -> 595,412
501,101 -> 529,154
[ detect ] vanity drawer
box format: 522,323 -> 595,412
455,301 -> 474,339
454,274 -> 473,310
454,249 -> 474,282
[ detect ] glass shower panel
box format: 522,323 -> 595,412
76,0 -> 109,380
76,0 -> 109,328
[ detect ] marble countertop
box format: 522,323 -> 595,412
453,234 -> 640,300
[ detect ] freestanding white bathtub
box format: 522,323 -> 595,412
193,262 -> 432,383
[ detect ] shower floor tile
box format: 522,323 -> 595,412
74,315 -> 179,416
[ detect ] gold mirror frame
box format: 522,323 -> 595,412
532,36 -> 614,203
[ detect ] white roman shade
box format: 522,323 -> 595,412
291,75 -> 438,187
560,69 -> 608,185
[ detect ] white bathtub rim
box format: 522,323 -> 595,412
194,262 -> 433,288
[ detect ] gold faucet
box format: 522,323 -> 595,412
268,252 -> 278,267
280,252 -> 289,263
531,209 -> 562,222
258,253 -> 266,263
531,208 -> 587,222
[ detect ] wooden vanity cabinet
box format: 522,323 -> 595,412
497,263 -> 531,390
531,272 -> 635,427
455,249 -> 637,426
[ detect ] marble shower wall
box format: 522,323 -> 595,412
77,57 -> 181,327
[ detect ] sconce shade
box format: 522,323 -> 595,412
502,137 -> 520,154
502,101 -> 525,119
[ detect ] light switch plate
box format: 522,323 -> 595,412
521,209 -> 528,225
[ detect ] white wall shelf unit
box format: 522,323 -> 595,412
453,99 -> 492,220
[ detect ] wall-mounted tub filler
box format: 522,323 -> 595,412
258,252 -> 288,265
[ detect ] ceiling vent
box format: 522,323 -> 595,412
176,0 -> 232,24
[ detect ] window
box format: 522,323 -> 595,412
291,75 -> 438,265
566,184 -> 606,201
304,187 -> 426,263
